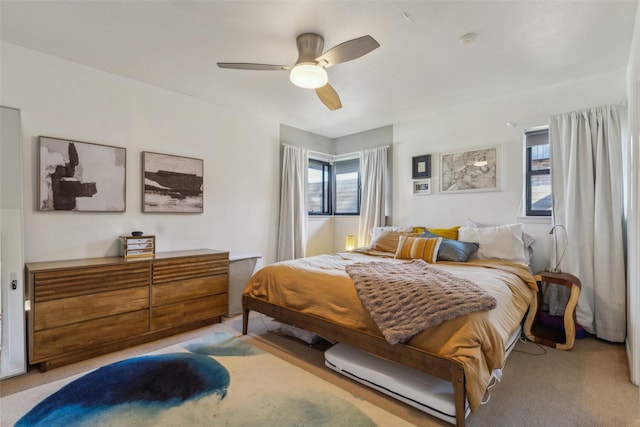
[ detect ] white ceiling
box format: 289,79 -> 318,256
1,1 -> 637,138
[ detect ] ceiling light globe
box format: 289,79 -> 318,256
290,64 -> 328,89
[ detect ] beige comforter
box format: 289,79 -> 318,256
243,251 -> 537,411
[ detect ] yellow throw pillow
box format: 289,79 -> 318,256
426,226 -> 460,240
394,235 -> 442,263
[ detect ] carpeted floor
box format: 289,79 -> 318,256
1,313 -> 639,426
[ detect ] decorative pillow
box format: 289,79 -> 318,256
421,231 -> 479,262
394,235 -> 442,263
458,224 -> 529,265
412,225 -> 460,240
466,218 -> 535,248
371,226 -> 412,242
426,226 -> 460,240
466,218 -> 535,262
369,230 -> 412,253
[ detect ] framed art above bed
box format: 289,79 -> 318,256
413,179 -> 431,195
412,154 -> 431,179
440,146 -> 501,193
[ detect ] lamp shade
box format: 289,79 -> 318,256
290,64 -> 328,89
345,234 -> 356,251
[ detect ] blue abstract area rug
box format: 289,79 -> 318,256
2,330 -> 412,426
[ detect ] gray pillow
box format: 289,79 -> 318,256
420,231 -> 479,262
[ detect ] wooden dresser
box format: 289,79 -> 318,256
25,249 -> 228,371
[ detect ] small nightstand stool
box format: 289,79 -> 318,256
524,271 -> 581,350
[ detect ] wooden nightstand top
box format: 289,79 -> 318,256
534,271 -> 581,290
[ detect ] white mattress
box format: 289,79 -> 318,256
324,326 -> 521,425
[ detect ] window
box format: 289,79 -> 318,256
308,157 -> 360,215
525,128 -> 551,216
334,159 -> 360,214
308,159 -> 331,215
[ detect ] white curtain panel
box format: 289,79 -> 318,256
277,144 -> 308,261
550,105 -> 626,342
358,146 -> 388,247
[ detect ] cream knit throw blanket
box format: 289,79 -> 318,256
346,259 -> 497,344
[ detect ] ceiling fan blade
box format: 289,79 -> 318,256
316,84 -> 342,111
316,35 -> 380,67
217,63 -> 290,71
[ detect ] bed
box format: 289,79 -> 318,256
242,224 -> 538,427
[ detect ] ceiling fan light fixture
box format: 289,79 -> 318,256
289,63 -> 328,89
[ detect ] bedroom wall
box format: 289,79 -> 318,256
281,124 -> 394,256
283,71 -> 627,274
393,70 -> 628,274
282,124 -> 394,256
0,42 -> 282,264
280,124 -> 334,256
333,126 -> 394,252
1,42 -> 629,274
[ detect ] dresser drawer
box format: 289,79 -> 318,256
32,310 -> 150,362
33,262 -> 151,301
151,275 -> 227,307
151,294 -> 227,331
34,286 -> 149,331
153,254 -> 228,284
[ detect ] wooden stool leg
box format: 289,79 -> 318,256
557,283 -> 580,350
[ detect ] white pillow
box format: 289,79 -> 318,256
458,223 -> 529,265
466,218 -> 535,249
370,225 -> 412,242
466,218 -> 535,263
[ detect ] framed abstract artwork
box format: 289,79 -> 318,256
440,146 -> 501,193
38,136 -> 126,211
142,151 -> 203,213
412,154 -> 431,179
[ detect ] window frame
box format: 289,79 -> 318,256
524,127 -> 552,217
308,158 -> 332,215
332,158 -> 361,216
307,156 -> 361,216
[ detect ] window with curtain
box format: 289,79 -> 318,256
308,157 -> 360,215
524,128 -> 552,216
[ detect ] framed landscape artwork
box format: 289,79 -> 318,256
413,179 -> 431,195
440,146 -> 501,193
38,136 -> 126,211
142,151 -> 203,213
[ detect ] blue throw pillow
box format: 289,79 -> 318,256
420,231 -> 479,262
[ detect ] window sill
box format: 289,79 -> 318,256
308,214 -> 360,218
517,216 -> 552,224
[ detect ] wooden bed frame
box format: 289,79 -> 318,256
242,294 -> 469,427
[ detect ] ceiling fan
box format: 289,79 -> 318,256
217,33 -> 380,111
